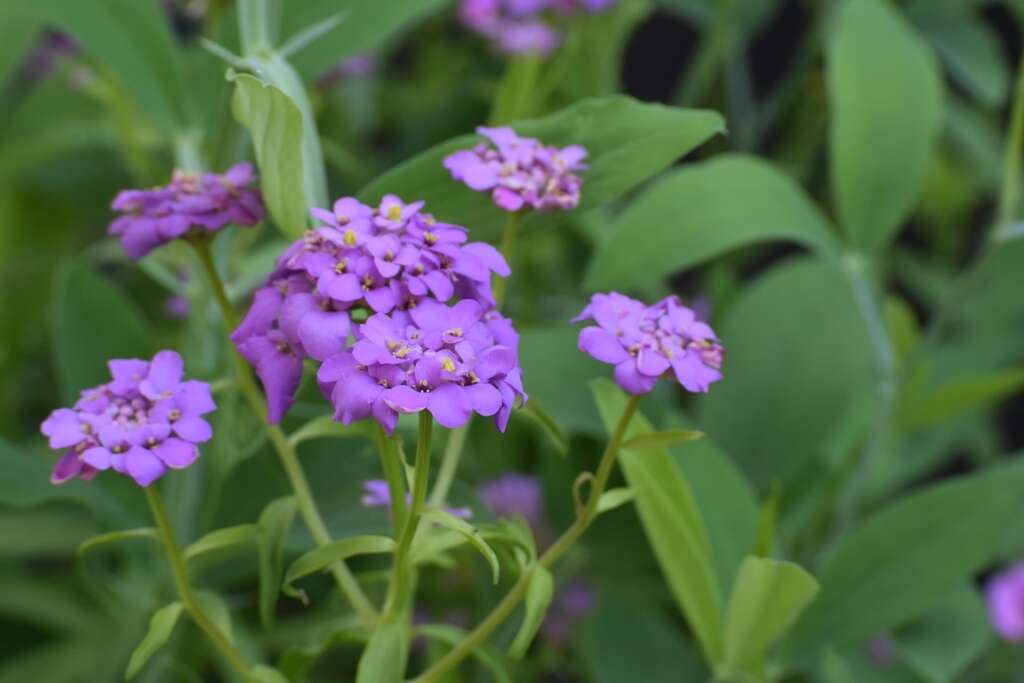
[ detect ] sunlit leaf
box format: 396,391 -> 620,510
183,524 -> 259,562
126,602 -> 185,679
257,496 -> 297,627
284,535 -> 396,596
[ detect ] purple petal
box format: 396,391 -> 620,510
155,438 -> 200,469
82,447 -> 114,471
636,348 -> 671,377
427,383 -> 472,428
41,408 -> 86,449
613,359 -> 657,395
141,350 -> 184,398
298,308 -> 351,361
172,416 -> 213,443
50,451 -> 84,484
382,386 -> 429,414
578,327 -> 628,364
126,446 -> 167,486
465,382 -> 502,416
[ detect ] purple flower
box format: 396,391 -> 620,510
318,299 -> 526,434
987,563 -> 1024,641
444,127 -> 586,213
361,480 -> 473,518
108,163 -> 265,260
478,473 -> 543,530
540,581 -> 594,646
459,0 -> 619,54
316,54 -> 378,89
40,350 -> 215,487
232,195 -> 511,423
573,293 -> 724,395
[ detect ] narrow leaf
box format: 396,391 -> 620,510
621,429 -> 704,452
898,366 -> 1024,433
194,591 -> 234,644
422,509 -> 500,584
250,666 -> 293,683
355,619 -> 408,683
519,398 -> 569,456
596,487 -> 636,514
78,527 -> 158,555
126,602 -> 184,679
415,624 -> 513,683
288,414 -> 375,449
183,524 -> 259,562
509,565 -> 555,659
257,496 -> 297,627
284,535 -> 396,596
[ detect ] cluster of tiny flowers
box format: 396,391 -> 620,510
445,127 -> 587,213
318,299 -> 526,433
573,292 -> 724,395
231,195 -> 511,423
109,163 -> 264,259
459,0 -> 620,54
361,480 -> 473,518
987,562 -> 1024,641
40,351 -> 215,487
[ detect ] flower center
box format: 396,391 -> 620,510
386,205 -> 402,221
423,231 -> 438,246
333,258 -> 347,273
342,228 -> 358,246
442,357 -> 456,373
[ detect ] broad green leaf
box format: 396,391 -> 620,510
720,556 -> 818,677
126,602 -> 185,679
422,509 -> 500,583
250,666 -> 292,683
415,624 -> 513,683
509,565 -> 555,658
361,96 -> 724,234
183,524 -> 259,562
51,260 -> 152,403
596,487 -> 636,514
885,297 -> 922,365
194,590 -> 235,644
782,459 -> 1024,666
78,527 -> 158,555
828,0 -> 943,250
284,535 -> 396,595
897,366 -> 1024,433
592,379 -> 723,663
752,484 -> 781,558
586,155 -> 840,290
288,414 -> 376,449
258,496 -> 298,628
356,619 -> 408,683
518,399 -> 569,456
229,72 -> 308,237
622,429 -> 703,452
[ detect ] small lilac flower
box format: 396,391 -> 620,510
232,196 -> 511,423
108,163 -> 265,260
40,350 -> 215,487
316,54 -> 378,89
459,0 -> 619,54
540,581 -> 594,646
444,127 -> 587,213
573,293 -> 724,395
987,563 -> 1024,641
478,473 -> 544,530
361,480 -> 473,519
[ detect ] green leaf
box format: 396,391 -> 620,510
356,619 -> 408,683
720,556 -> 818,677
257,496 -> 297,628
194,590 -> 234,644
509,565 -> 555,659
781,459 -> 1024,666
0,5 -> 42,87
586,155 -> 840,290
0,439 -> 97,510
250,666 -> 293,683
828,0 -> 944,250
361,96 -> 724,234
51,260 -> 153,403
591,379 -> 723,663
596,487 -> 636,514
126,602 -> 185,679
518,398 -> 569,456
897,366 -> 1024,433
284,535 -> 396,596
78,527 -> 158,555
490,54 -> 544,124
288,414 -> 376,449
183,524 -> 259,562
622,429 -> 703,452
422,509 -> 500,584
229,72 -> 308,237
415,624 -> 513,683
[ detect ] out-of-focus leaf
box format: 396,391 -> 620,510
422,509 -> 500,583
519,326 -> 606,434
361,96 -> 724,233
289,414 -> 376,448
194,590 -> 235,644
0,439 -> 96,509
720,556 -> 818,678
622,429 -> 703,452
828,0 -> 943,250
284,535 -> 396,596
0,579 -> 94,633
79,527 -> 158,555
563,0 -> 651,99
587,155 -> 840,290
51,260 -> 153,403
596,487 -> 636,514
257,496 -> 297,628
183,524 -> 259,562
356,619 -> 408,683
592,379 -> 723,663
250,666 -> 292,683
416,624 -> 513,683
491,54 -> 544,124
509,565 -> 555,658
518,398 -> 569,456
229,72 -> 308,237
126,602 -> 185,679
885,297 -> 921,365
0,5 -> 42,86
782,459 -> 1024,666
897,367 -> 1024,433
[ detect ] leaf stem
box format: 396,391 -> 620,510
427,423 -> 468,509
411,395 -> 640,683
493,211 -> 521,309
375,424 -> 409,535
190,238 -> 378,626
144,486 -> 252,679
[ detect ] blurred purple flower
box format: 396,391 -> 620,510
108,163 -> 264,259
459,0 -> 619,54
444,127 -> 586,213
478,473 -> 543,529
573,292 -> 724,395
165,295 -> 190,319
40,350 -> 215,487
20,31 -> 78,82
317,54 -> 378,89
988,563 -> 1024,641
361,480 -> 472,518
540,581 -> 594,646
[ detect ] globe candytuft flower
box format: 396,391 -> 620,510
108,163 -> 265,260
40,350 -> 215,487
477,473 -> 544,530
317,299 -> 526,434
573,292 -> 724,395
231,195 -> 511,423
987,562 -> 1024,641
459,0 -> 620,55
444,127 -> 587,213
361,480 -> 473,519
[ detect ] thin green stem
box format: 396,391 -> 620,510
412,396 -> 640,683
995,53 -> 1024,241
493,212 -> 521,309
189,239 -> 378,626
427,424 -> 468,509
238,0 -> 279,54
384,413 -> 433,619
374,424 -> 408,535
145,486 -> 252,679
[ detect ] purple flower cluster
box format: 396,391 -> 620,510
478,473 -> 544,531
109,163 -> 264,259
361,480 -> 473,519
318,299 -> 526,433
459,0 -> 620,54
444,127 -> 586,213
40,351 -> 215,487
573,293 -> 724,395
987,562 -> 1024,641
539,581 -> 594,645
231,195 -> 512,423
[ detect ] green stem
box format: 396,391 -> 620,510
412,396 -> 640,683
427,423 -> 468,509
493,212 -> 521,309
383,413 -> 433,619
145,486 -> 252,679
238,0 -> 278,54
190,239 -> 378,626
374,424 -> 408,535
995,53 -> 1024,241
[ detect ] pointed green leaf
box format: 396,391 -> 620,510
126,602 -> 184,679
284,535 -> 396,596
78,527 -> 158,555
415,624 -> 513,683
509,565 -> 555,659
183,524 -> 259,562
288,414 -> 376,449
621,429 -> 704,452
257,496 -> 298,627
898,366 -> 1024,433
596,487 -> 636,514
356,619 -> 408,683
422,509 -> 500,584
194,590 -> 234,644
250,665 -> 293,683
519,398 -> 569,456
